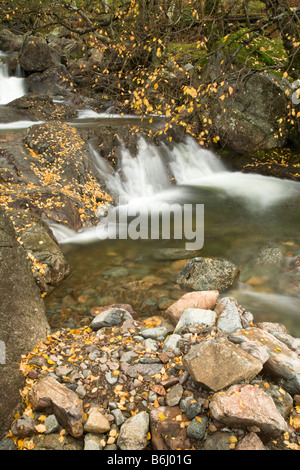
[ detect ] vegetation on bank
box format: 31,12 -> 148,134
0,0 -> 299,150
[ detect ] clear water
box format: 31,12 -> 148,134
47,136 -> 300,336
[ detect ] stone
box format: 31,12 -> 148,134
252,243 -> 284,268
0,209 -> 49,439
141,326 -> 168,340
84,433 -> 106,450
230,328 -> 300,394
235,432 -> 266,450
19,36 -> 61,73
177,257 -> 239,292
28,376 -> 84,438
182,337 -> 262,392
165,290 -> 219,326
111,409 -> 125,426
117,411 -> 149,450
162,334 -> 182,356
202,431 -> 237,450
84,409 -> 111,434
174,308 -> 216,333
149,406 -> 191,450
165,383 -> 184,406
90,307 -> 133,330
186,415 -> 208,440
209,384 -> 288,438
31,433 -> 83,450
11,414 -> 37,438
45,414 -> 60,434
215,297 -> 243,333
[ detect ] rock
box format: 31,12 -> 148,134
11,414 -> 37,438
0,438 -> 16,450
84,409 -> 111,434
174,308 -> 216,333
149,407 -> 191,450
209,383 -> 288,438
235,432 -> 266,450
90,307 -> 133,330
31,432 -> 83,450
0,209 -> 50,439
252,243 -> 284,268
19,36 -> 61,73
117,411 -> 149,450
165,290 -> 219,326
182,337 -> 262,392
25,65 -> 74,96
45,414 -> 60,434
185,401 -> 203,419
177,257 -> 239,292
162,334 -> 182,356
141,326 -> 168,340
84,433 -> 106,450
202,431 -> 238,450
165,384 -> 184,406
186,415 -> 208,440
154,248 -> 202,260
230,327 -> 300,394
111,409 -> 125,426
214,297 -> 243,333
0,29 -> 22,53
28,376 -> 84,438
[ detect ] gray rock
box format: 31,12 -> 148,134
90,308 -> 133,330
105,371 -> 118,385
11,414 -> 37,438
174,308 -> 216,333
186,415 -> 208,440
144,338 -> 159,352
141,326 -> 168,340
165,383 -> 184,406
111,409 -> 126,426
162,334 -> 182,356
215,297 -> 243,333
84,433 -> 106,450
117,411 -> 149,450
177,257 -> 239,292
45,414 -> 60,434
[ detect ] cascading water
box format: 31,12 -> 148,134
0,51 -> 26,105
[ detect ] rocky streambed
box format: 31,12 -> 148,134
1,290 -> 300,451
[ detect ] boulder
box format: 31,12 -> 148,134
0,209 -> 49,439
165,290 -> 219,326
25,65 -> 75,96
229,327 -> 300,394
19,36 -> 61,73
209,384 -> 288,438
177,257 -> 239,292
182,337 -> 262,391
28,376 -> 85,438
0,29 -> 22,53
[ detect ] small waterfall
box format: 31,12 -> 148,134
0,51 -> 26,105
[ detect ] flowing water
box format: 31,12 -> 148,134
1,63 -> 299,335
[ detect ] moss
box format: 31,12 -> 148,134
167,42 -> 207,66
220,28 -> 288,73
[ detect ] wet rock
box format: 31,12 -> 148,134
177,257 -> 239,292
90,307 -> 133,330
202,431 -> 236,450
252,243 -> 284,268
235,432 -> 266,450
209,383 -> 288,438
149,406 -> 191,450
26,65 -> 74,96
117,411 -> 149,450
182,337 -> 262,392
28,376 -> 84,438
174,308 -> 216,333
31,432 -> 83,450
165,290 -> 219,326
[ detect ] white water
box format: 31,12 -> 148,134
0,52 -> 26,105
50,135 -> 300,245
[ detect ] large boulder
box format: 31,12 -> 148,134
0,209 -> 50,439
177,257 -> 239,292
19,36 -> 61,73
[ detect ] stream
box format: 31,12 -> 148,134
1,52 -> 300,337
